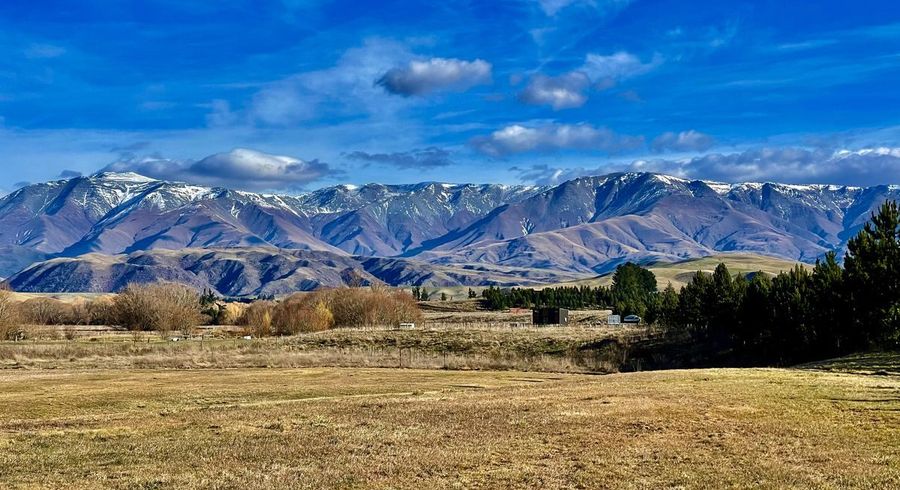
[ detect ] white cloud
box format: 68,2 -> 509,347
651,130 -> 715,153
581,51 -> 663,85
247,38 -> 416,126
103,148 -> 338,191
511,164 -> 596,185
512,147 -> 900,187
518,51 -> 661,109
631,147 -> 900,186
471,123 -> 643,157
518,72 -> 591,109
377,57 -> 492,96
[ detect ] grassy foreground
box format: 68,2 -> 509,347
0,358 -> 898,488
0,326 -> 641,373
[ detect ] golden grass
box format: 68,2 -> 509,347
0,325 -> 641,373
0,359 -> 897,489
9,292 -> 115,304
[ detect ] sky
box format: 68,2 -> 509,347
1,0 -> 900,193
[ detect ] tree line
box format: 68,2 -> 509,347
481,201 -> 900,364
480,262 -> 656,315
649,201 -> 900,364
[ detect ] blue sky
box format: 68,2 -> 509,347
1,0 -> 899,192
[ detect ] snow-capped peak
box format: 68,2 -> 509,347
90,171 -> 158,183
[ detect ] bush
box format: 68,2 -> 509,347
239,286 -> 423,337
218,303 -> 246,326
238,301 -> 274,337
19,298 -> 73,325
113,283 -> 203,335
272,294 -> 334,335
85,297 -> 118,325
0,287 -> 21,340
327,286 -> 422,328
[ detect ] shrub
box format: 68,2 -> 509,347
20,298 -> 73,325
239,286 -> 423,336
272,294 -> 334,334
218,303 -> 246,326
327,286 -> 422,328
85,297 -> 118,325
0,287 -> 21,340
114,283 -> 203,335
239,300 -> 274,337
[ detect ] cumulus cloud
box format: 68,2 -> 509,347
518,51 -> 660,109
511,147 -> 900,187
345,147 -> 453,169
651,130 -> 715,153
518,72 -> 591,109
630,147 -> 900,186
471,123 -> 643,157
102,148 -> 339,191
377,58 -> 492,96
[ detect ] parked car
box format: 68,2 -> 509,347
623,315 -> 642,324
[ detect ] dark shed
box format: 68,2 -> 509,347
532,307 -> 570,326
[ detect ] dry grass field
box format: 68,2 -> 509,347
0,356 -> 897,489
0,324 -> 642,373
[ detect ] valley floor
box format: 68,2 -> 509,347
0,356 -> 898,488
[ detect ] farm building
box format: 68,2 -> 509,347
532,307 -> 570,326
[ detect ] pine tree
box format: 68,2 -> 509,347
739,272 -> 773,358
659,283 -> 679,328
677,270 -> 712,336
845,200 -> 900,349
611,262 -> 657,316
707,264 -> 746,347
810,252 -> 848,355
769,265 -> 813,362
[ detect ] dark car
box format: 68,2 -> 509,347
623,315 -> 642,324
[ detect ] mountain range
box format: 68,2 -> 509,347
3,171 -> 898,295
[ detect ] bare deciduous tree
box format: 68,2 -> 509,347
114,283 -> 203,335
